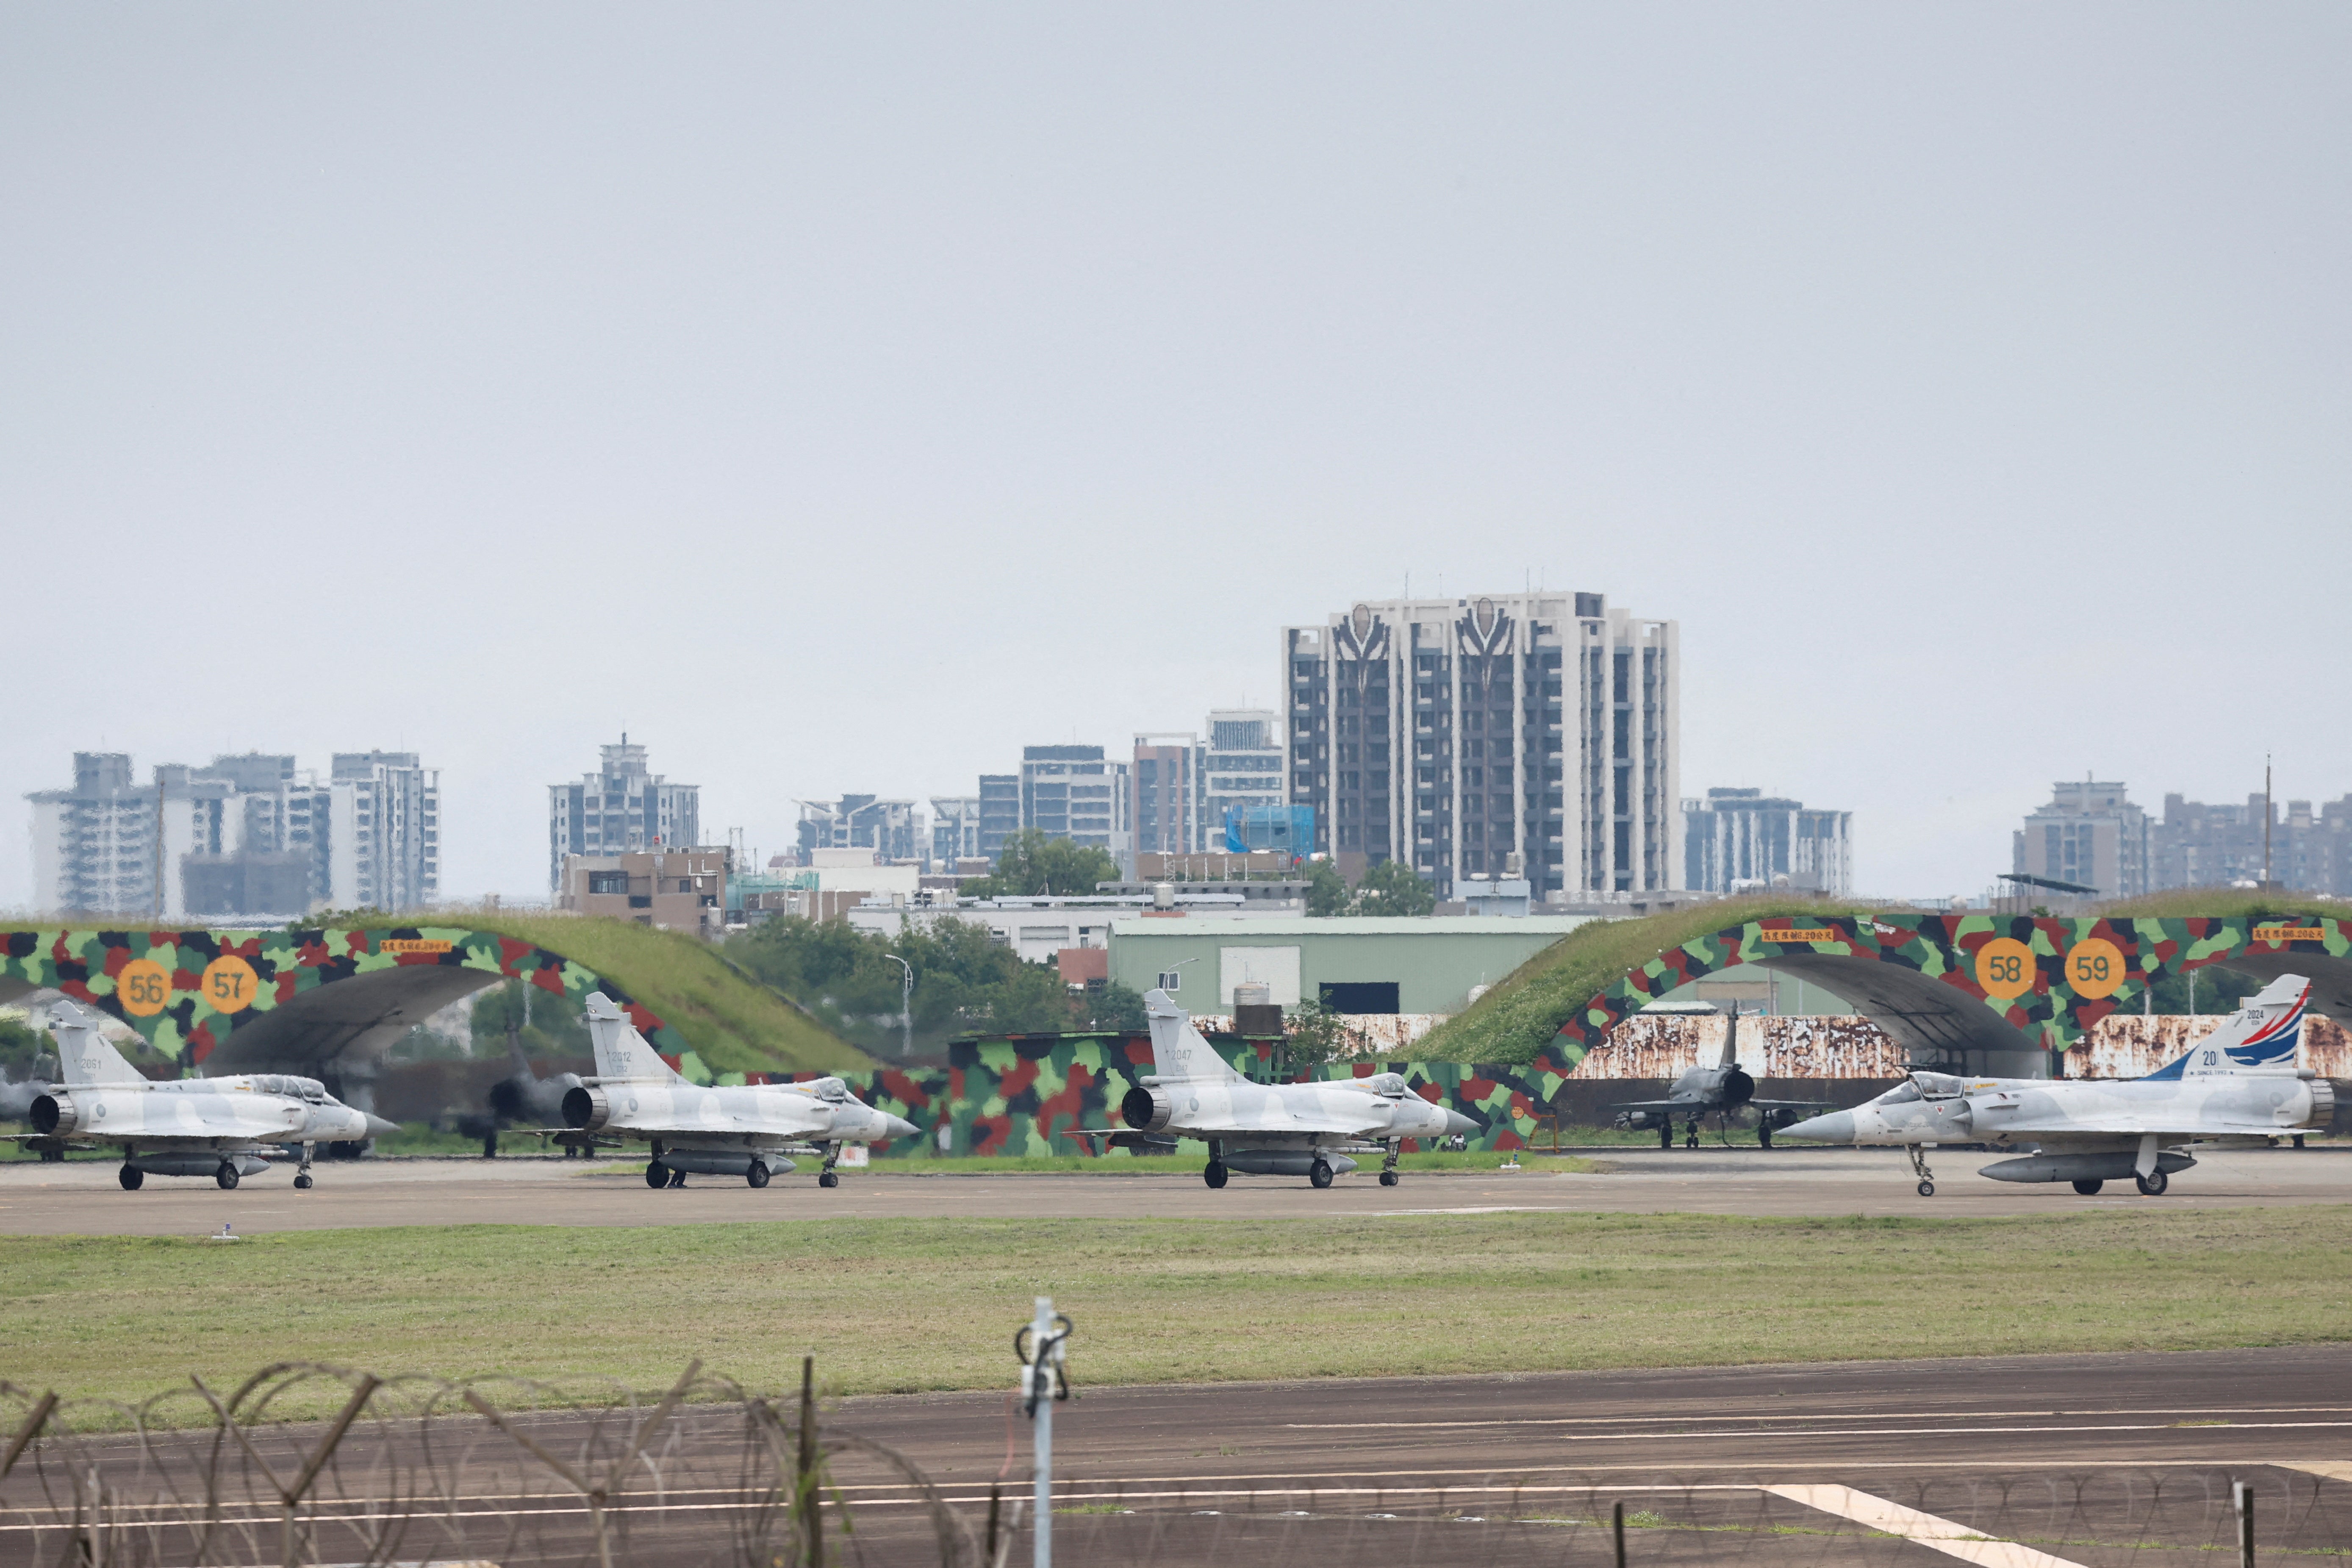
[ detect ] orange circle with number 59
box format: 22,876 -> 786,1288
1974,937 -> 2037,999
200,955 -> 260,1014
115,958 -> 172,1017
2066,937 -> 2127,999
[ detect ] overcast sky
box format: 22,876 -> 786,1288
3,3 -> 2346,907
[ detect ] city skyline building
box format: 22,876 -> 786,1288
1281,591 -> 1680,900
546,735 -> 700,891
794,794 -> 925,864
2013,779 -> 2150,896
1020,744 -> 1132,869
2153,790 -> 2352,894
929,795 -> 982,866
1132,732 -> 1207,856
1203,708 -> 1284,848
1683,786 -> 1853,894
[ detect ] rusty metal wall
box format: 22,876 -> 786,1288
1576,1016 -> 1910,1080
1581,1011 -> 2352,1082
2066,1013 -> 2352,1079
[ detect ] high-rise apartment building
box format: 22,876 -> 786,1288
547,735 -> 700,891
795,795 -> 925,864
929,796 -> 982,866
1132,733 -> 1207,855
976,775 -> 1021,861
2153,791 -> 2352,894
1282,592 -> 1679,900
2013,780 -> 2150,896
1203,709 -> 1283,846
29,749 -> 438,919
1020,745 -> 1132,869
1683,788 -> 1853,894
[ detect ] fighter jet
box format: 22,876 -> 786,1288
14,1000 -> 394,1190
1076,988 -> 1477,1188
1606,1007 -> 1833,1149
1781,974 -> 2335,1196
558,992 -> 916,1188
482,1020 -> 590,1157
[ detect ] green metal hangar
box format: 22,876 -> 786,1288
1106,916 -> 1592,1015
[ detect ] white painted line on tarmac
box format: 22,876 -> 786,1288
1284,1405 -> 2352,1429
1765,1483 -> 2088,1568
1276,1419 -> 2352,1443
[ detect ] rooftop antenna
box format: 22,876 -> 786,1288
2264,754 -> 2274,888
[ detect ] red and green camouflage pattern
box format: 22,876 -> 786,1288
0,926 -> 718,1082
1545,912 -> 2352,1071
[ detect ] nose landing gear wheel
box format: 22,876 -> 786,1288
1203,1160 -> 1228,1189
1758,1122 -> 1774,1149
1378,1170 -> 1399,1187
746,1161 -> 770,1188
293,1173 -> 313,1190
818,1171 -> 839,1188
2134,1170 -> 2169,1196
1916,1179 -> 1935,1197
215,1161 -> 240,1190
2072,1178 -> 2104,1195
118,1165 -> 143,1191
1309,1158 -> 1334,1189
1658,1122 -> 1673,1150
646,1160 -> 668,1188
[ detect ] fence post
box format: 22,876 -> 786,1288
2234,1480 -> 2254,1568
1613,1499 -> 1626,1568
797,1354 -> 824,1568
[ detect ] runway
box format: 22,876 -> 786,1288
2,1144 -> 2348,1235
8,1346 -> 2346,1565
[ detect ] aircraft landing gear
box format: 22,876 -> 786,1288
2135,1170 -> 2169,1196
1658,1120 -> 1673,1151
295,1141 -> 316,1191
1203,1161 -> 1228,1189
1380,1141 -> 1401,1187
1758,1120 -> 1774,1150
1908,1144 -> 1936,1198
118,1163 -> 143,1191
2072,1178 -> 2104,1195
216,1160 -> 240,1190
818,1145 -> 840,1188
646,1160 -> 668,1188
1309,1157 -> 1335,1190
747,1160 -> 770,1189
1683,1122 -> 1700,1150
667,1167 -> 688,1188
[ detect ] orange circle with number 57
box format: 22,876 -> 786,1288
200,955 -> 260,1014
1974,937 -> 2037,999
2066,937 -> 2127,999
116,958 -> 172,1017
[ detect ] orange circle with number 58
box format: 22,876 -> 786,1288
1974,937 -> 2037,999
116,957 -> 172,1017
200,955 -> 260,1014
2066,937 -> 2127,999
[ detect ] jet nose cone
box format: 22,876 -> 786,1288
883,1114 -> 918,1142
1443,1110 -> 1479,1138
1781,1110 -> 1854,1144
364,1113 -> 401,1141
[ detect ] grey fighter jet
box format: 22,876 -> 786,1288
1607,1007 -> 1832,1149
558,993 -> 916,1188
1782,974 -> 2335,1196
1079,988 -> 1477,1188
15,1001 -> 394,1189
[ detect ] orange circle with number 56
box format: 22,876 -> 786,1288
2066,937 -> 2127,999
116,957 -> 172,1017
1974,937 -> 2037,999
200,955 -> 260,1014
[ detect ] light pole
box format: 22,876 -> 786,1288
883,954 -> 913,1057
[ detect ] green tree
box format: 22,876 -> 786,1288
728,913 -> 1091,1052
1350,858 -> 1436,917
470,979 -> 594,1060
2140,966 -> 2263,1016
1304,859 -> 1351,917
0,1015 -> 48,1079
1074,980 -> 1149,1034
1282,995 -> 1352,1062
965,831 -> 1119,897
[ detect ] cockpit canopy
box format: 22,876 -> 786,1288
242,1074 -> 330,1103
804,1077 -> 849,1103
1875,1071 -> 1965,1107
1363,1072 -> 1409,1099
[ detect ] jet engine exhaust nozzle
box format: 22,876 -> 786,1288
562,1085 -> 612,1131
1719,1067 -> 1755,1107
1122,1085 -> 1173,1134
28,1092 -> 75,1136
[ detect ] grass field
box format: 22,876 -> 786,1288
2,1207 -> 2343,1419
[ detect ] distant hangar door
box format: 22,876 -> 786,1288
1218,946 -> 1301,1006
1320,981 -> 1400,1015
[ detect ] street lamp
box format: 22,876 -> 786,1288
883,954 -> 913,1057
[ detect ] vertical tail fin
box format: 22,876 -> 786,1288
584,993 -> 683,1082
1144,989 -> 1244,1083
1718,1005 -> 1741,1070
52,1002 -> 146,1086
2142,974 -> 2308,1080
